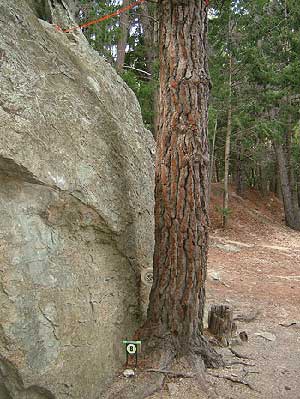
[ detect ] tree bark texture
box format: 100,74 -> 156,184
208,305 -> 236,342
146,0 -> 210,350
116,0 -> 130,72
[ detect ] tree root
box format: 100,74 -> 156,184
226,360 -> 256,367
191,334 -> 225,368
145,369 -> 196,378
208,372 -> 257,392
100,371 -> 165,399
100,341 -> 175,399
100,335 -> 223,399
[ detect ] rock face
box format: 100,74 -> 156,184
0,1 -> 155,398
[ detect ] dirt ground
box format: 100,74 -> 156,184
145,185 -> 300,399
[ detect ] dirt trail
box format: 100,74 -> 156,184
205,233 -> 300,398
145,186 -> 300,399
211,236 -> 300,253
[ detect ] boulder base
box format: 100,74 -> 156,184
0,1 -> 155,397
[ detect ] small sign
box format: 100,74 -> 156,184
122,340 -> 141,367
141,268 -> 153,286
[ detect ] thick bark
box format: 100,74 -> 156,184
274,142 -> 300,230
208,305 -> 236,344
116,0 -> 130,72
146,0 -> 213,354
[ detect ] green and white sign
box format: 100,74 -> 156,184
122,340 -> 142,367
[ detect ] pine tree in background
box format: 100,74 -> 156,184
77,0 -> 159,133
208,0 -> 300,230
77,0 -> 300,228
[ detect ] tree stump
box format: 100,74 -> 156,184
208,305 -> 237,344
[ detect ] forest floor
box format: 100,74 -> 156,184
146,184 -> 300,399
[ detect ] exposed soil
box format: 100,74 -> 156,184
111,184 -> 300,399
205,184 -> 300,399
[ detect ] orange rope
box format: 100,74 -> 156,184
55,0 -> 146,33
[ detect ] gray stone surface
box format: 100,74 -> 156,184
0,1 -> 155,398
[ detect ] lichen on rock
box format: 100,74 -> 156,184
0,1 -> 155,397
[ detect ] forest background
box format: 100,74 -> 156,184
69,0 -> 300,231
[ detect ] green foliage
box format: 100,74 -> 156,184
77,0 -> 300,189
78,0 -> 158,132
121,70 -> 158,130
216,205 -> 232,218
209,0 -> 300,192
78,1 -> 120,62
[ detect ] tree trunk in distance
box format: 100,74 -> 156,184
141,0 -> 222,368
139,2 -> 159,138
274,142 -> 300,230
139,2 -> 156,75
215,159 -> 220,183
116,0 -> 130,72
258,165 -> 268,196
235,130 -> 244,197
286,124 -> 299,215
223,52 -> 232,228
208,118 -> 218,205
276,174 -> 282,200
222,6 -> 232,228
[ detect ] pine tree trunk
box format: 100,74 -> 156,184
116,0 -> 130,72
286,132 -> 299,215
235,130 -> 244,197
222,7 -> 232,228
274,142 -> 300,230
215,160 -> 220,183
145,0 -> 216,359
139,3 -> 156,75
258,165 -> 268,196
208,118 -> 218,203
223,53 -> 232,227
139,2 -> 159,138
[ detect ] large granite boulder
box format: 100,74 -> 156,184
0,1 -> 155,398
